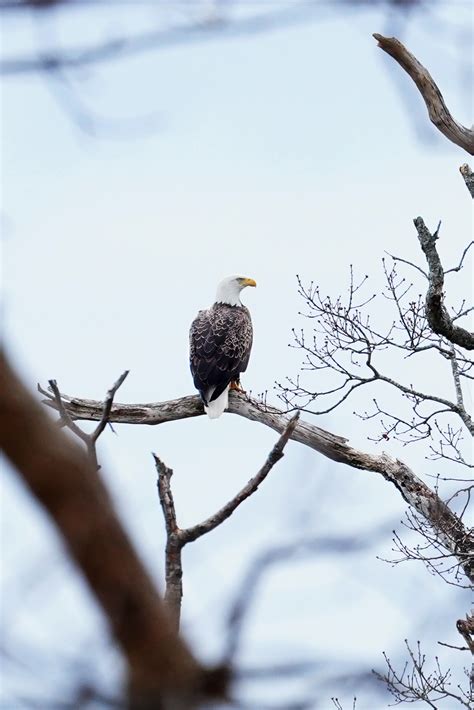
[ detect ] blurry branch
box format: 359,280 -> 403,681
460,164 -> 474,198
0,349 -> 226,709
0,2 -> 326,76
374,640 -> 473,708
414,217 -> 474,352
41,383 -> 474,585
40,63 -> 163,138
1,2 -> 432,77
223,533 -> 376,665
373,34 -> 474,155
154,414 -> 299,629
221,530 -> 393,708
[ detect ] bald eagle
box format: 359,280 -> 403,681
189,276 -> 256,418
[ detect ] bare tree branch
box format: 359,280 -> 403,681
437,642 -> 470,652
1,350 -> 226,708
91,370 -> 130,442
373,34 -> 474,154
180,413 -> 299,544
41,385 -> 474,584
414,217 -> 474,352
154,454 -> 183,632
375,639 -> 473,708
444,240 -> 474,275
153,415 -> 299,629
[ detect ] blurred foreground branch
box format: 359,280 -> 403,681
1,350 -> 225,709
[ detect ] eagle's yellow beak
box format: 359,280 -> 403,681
242,278 -> 257,287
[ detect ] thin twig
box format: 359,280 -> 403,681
385,251 -> 428,279
437,641 -> 469,652
445,240 -> 474,275
91,370 -> 129,442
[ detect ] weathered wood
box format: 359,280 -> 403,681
414,217 -> 474,354
42,386 -> 474,583
373,34 -> 474,155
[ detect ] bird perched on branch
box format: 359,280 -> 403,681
189,275 -> 256,419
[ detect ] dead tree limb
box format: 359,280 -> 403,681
373,34 -> 474,155
154,454 -> 184,632
41,385 -> 474,585
1,350 -> 226,708
414,217 -> 474,352
154,414 -> 299,629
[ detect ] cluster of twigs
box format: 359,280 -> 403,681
275,165 -> 474,705
381,506 -> 473,587
278,223 -> 473,459
375,640 -> 473,708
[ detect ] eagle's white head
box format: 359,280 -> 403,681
215,275 -> 257,306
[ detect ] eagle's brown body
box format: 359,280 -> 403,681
189,302 -> 253,408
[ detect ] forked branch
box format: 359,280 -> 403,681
154,414 -> 299,628
39,370 -> 129,469
414,217 -> 474,352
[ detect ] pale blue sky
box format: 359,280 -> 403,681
1,2 -> 472,707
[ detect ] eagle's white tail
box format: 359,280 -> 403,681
204,386 -> 229,419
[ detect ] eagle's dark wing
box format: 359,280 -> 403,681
189,303 -> 253,404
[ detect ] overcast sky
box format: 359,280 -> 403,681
1,2 -> 472,708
